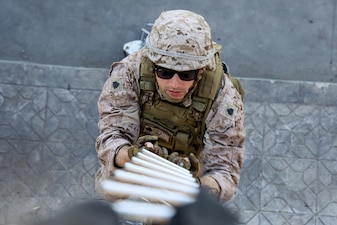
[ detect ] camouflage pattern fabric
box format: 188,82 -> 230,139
95,49 -> 245,202
95,9 -> 245,203
145,10 -> 216,71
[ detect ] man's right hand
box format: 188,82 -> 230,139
127,135 -> 157,159
127,135 -> 168,159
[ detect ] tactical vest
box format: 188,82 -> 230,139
139,48 -> 220,157
139,45 -> 244,156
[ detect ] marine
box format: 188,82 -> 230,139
95,9 -> 246,203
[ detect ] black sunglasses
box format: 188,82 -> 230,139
154,66 -> 199,81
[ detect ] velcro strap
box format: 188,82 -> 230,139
140,80 -> 156,91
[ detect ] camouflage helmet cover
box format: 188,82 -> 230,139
145,10 -> 216,71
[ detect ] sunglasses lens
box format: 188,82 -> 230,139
155,67 -> 197,81
178,71 -> 197,81
159,69 -> 175,79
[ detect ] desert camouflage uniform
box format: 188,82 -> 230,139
95,10 -> 245,203
95,50 -> 245,203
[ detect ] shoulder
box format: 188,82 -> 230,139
208,74 -> 244,121
109,49 -> 146,80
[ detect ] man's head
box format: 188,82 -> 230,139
146,9 -> 215,71
145,10 -> 215,102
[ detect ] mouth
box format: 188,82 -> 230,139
166,90 -> 184,99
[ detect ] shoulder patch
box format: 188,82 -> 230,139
221,103 -> 237,120
110,78 -> 123,91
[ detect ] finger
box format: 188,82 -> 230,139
153,146 -> 163,156
144,142 -> 154,150
137,135 -> 158,144
168,152 -> 179,161
189,153 -> 200,177
161,147 -> 168,159
141,135 -> 157,140
189,153 -> 198,165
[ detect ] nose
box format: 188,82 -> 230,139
170,73 -> 181,87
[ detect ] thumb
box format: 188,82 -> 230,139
189,153 -> 198,165
189,153 -> 200,177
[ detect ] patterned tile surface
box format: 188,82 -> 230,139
1,61 -> 337,225
228,80 -> 337,225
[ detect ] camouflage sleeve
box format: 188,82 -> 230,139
200,75 -> 246,202
95,57 -> 140,199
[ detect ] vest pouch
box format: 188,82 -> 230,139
175,132 -> 191,152
141,118 -> 174,149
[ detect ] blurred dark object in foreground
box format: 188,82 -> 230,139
34,201 -> 119,225
33,189 -> 237,225
169,188 -> 238,225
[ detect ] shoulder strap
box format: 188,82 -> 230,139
195,44 -> 223,101
139,57 -> 156,91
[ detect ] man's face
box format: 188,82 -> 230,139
154,66 -> 200,102
156,74 -> 195,101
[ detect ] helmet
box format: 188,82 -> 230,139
145,10 -> 216,71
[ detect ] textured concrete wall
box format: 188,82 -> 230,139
1,0 -> 336,82
1,60 -> 337,225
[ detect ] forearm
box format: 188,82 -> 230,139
95,134 -> 131,200
200,135 -> 245,199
